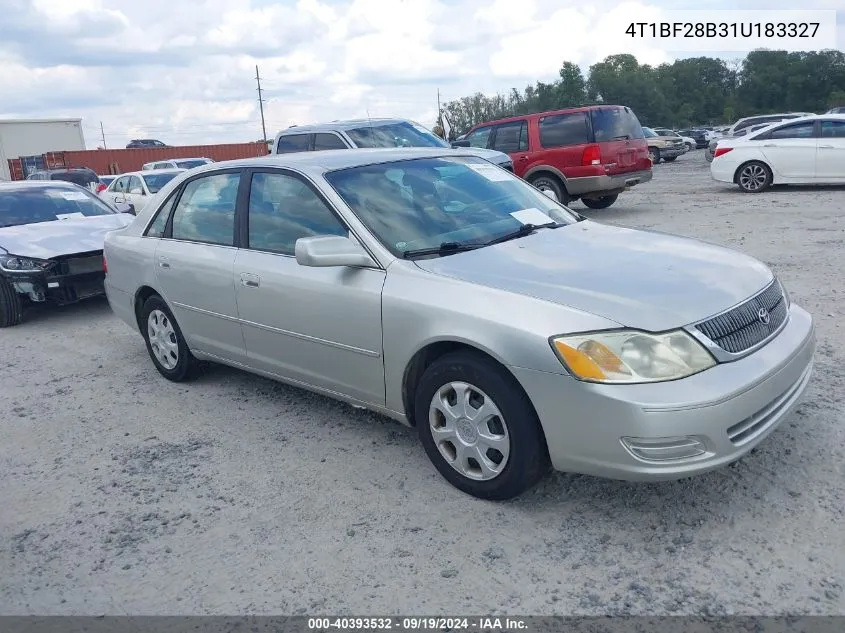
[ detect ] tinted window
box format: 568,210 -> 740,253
145,192 -> 179,238
0,186 -> 116,228
590,107 -> 645,141
155,162 -> 173,169
170,172 -> 240,246
539,112 -> 589,147
735,116 -> 786,132
51,171 -> 98,186
764,122 -> 816,140
325,157 -> 578,258
491,121 -> 528,153
142,172 -> 181,193
247,172 -> 347,255
465,126 -> 492,148
313,133 -> 348,150
346,122 -> 449,149
821,121 -> 845,138
276,134 -> 310,154
174,160 -> 208,169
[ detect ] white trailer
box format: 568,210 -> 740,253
0,118 -> 86,180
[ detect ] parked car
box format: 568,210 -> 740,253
0,181 -> 134,327
100,169 -> 185,215
142,158 -> 215,171
642,127 -> 686,163
26,167 -> 101,192
826,106 -> 845,114
726,113 -> 815,138
463,105 -> 652,209
711,114 -> 845,192
653,128 -> 695,152
677,128 -> 709,149
272,118 -> 514,173
103,148 -> 814,499
706,121 -> 791,162
126,139 -> 168,149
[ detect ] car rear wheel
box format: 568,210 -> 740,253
529,174 -> 569,205
414,351 -> 550,500
736,161 -> 773,193
663,156 -> 677,162
0,278 -> 24,328
582,194 -> 618,209
686,142 -> 694,151
648,147 -> 661,164
141,295 -> 201,381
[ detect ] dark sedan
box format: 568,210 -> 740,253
677,129 -> 709,149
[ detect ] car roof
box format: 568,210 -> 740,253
276,118 -> 417,135
468,105 -> 628,130
120,168 -> 186,176
188,147 -> 477,174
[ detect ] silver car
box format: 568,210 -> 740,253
103,148 -> 815,500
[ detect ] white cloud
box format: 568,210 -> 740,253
0,0 -> 841,148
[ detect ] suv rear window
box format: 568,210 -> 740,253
539,112 -> 589,147
590,107 -> 645,142
276,134 -> 310,153
50,171 -> 98,186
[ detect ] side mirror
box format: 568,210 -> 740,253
451,140 -> 471,147
129,188 -> 144,195
295,235 -> 377,268
114,201 -> 135,215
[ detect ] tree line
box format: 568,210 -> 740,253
442,50 -> 845,136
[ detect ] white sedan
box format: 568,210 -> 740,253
710,114 -> 845,192
100,169 -> 185,214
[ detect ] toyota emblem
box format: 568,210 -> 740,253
758,307 -> 771,325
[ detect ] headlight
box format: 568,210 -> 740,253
0,254 -> 52,273
551,330 -> 716,384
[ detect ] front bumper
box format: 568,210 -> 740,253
659,146 -> 686,159
511,304 -> 815,480
566,169 -> 653,198
4,256 -> 106,305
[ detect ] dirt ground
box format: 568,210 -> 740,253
1,150 -> 844,616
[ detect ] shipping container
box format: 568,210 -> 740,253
53,142 -> 270,176
0,118 -> 86,180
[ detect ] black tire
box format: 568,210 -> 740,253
582,194 -> 618,210
414,351 -> 550,500
529,174 -> 570,205
735,161 -> 773,193
0,277 -> 24,328
648,147 -> 661,164
140,295 -> 202,381
685,142 -> 694,151
663,156 -> 677,162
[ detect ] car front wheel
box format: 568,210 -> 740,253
736,161 -> 773,193
414,351 -> 550,500
141,295 -> 201,381
582,194 -> 618,209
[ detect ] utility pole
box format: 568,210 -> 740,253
437,88 -> 442,128
99,121 -> 107,149
255,65 -> 267,147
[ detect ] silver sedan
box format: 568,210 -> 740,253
103,148 -> 815,500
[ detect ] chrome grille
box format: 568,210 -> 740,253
695,280 -> 787,354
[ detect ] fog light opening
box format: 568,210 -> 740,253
621,436 -> 707,462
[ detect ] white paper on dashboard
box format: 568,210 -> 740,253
467,163 -> 513,181
56,212 -> 85,220
60,191 -> 89,201
510,208 -> 554,225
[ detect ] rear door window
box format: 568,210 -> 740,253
539,112 -> 590,147
491,121 -> 528,153
821,121 -> 845,138
761,122 -> 816,140
276,134 -> 311,154
313,133 -> 348,150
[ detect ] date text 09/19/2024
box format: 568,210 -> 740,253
308,617 -> 528,631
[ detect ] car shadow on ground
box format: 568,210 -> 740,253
17,296 -> 113,327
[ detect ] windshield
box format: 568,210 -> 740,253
51,171 -> 98,186
0,186 -> 117,228
142,172 -> 181,193
175,159 -> 209,169
642,127 -> 658,138
346,122 -> 450,149
324,157 -> 578,257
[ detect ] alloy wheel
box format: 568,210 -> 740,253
739,164 -> 768,191
147,309 -> 179,370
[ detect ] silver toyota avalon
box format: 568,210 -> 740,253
103,148 -> 815,500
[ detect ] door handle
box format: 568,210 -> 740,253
158,257 -> 170,269
240,273 -> 260,288
518,156 -> 529,161
818,144 -> 834,149
762,144 -> 776,148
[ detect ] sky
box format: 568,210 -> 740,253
0,0 -> 841,149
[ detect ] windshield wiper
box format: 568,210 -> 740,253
402,241 -> 481,259
483,222 -> 559,246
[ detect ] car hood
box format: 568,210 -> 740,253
458,147 -> 512,166
413,221 -> 773,332
0,214 -> 133,259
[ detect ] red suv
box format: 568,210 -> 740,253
462,105 -> 652,209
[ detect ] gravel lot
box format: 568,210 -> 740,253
1,150 -> 843,616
